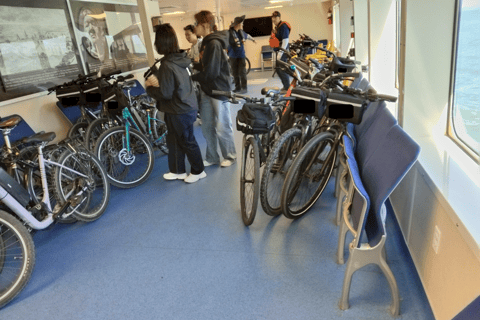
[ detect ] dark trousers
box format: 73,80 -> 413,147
164,110 -> 204,175
277,54 -> 291,90
229,57 -> 247,90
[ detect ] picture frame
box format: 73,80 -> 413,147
151,16 -> 163,31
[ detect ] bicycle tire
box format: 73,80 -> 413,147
85,118 -> 110,151
54,148 -> 110,222
259,127 -> 302,216
23,146 -> 78,224
0,210 -> 35,309
94,127 -> 155,188
246,57 -> 251,75
67,122 -> 89,146
281,132 -> 336,219
240,136 -> 260,226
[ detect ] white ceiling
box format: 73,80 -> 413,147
156,0 -> 323,15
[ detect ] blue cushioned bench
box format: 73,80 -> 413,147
330,76 -> 420,316
334,104 -> 420,316
0,115 -> 36,148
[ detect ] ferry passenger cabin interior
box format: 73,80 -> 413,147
0,0 -> 478,319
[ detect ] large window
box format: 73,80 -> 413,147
450,0 -> 480,157
0,0 -> 148,103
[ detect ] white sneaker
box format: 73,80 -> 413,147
163,172 -> 187,180
203,160 -> 218,167
220,159 -> 235,167
184,171 -> 207,183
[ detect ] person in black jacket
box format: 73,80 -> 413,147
145,24 -> 206,183
191,10 -> 236,168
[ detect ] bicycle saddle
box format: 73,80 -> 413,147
22,132 -> 56,144
0,115 -> 22,129
261,87 -> 281,96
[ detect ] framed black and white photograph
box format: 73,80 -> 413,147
151,16 -> 163,31
0,3 -> 81,102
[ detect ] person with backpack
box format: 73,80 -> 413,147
228,15 -> 256,94
191,10 -> 237,168
270,11 -> 291,92
145,23 -> 206,183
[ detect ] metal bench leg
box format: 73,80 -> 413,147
337,218 -> 349,264
336,162 -> 349,226
339,236 -> 400,317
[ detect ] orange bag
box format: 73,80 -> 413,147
269,22 -> 291,48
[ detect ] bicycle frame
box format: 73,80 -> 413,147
1,133 -> 90,230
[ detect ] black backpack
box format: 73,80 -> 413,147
236,103 -> 275,134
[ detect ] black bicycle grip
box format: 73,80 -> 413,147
211,90 -> 231,97
102,69 -> 122,78
334,72 -> 360,78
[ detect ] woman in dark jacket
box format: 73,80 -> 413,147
145,24 -> 205,183
191,10 -> 237,168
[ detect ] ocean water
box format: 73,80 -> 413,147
453,7 -> 480,150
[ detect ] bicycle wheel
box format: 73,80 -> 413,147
259,127 -> 302,216
67,122 -> 89,145
246,57 -> 251,75
152,109 -> 168,154
240,136 -> 260,226
0,210 -> 35,309
85,117 -> 110,151
281,132 -> 336,219
95,127 -> 155,188
54,148 -> 110,222
25,147 -> 78,224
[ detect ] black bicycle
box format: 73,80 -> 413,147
212,88 -> 290,225
280,86 -> 397,219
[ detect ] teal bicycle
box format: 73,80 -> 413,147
93,77 -> 163,189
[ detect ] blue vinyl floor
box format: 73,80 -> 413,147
1,71 -> 435,320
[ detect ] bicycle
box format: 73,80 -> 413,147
280,85 -> 397,219
212,88 -> 291,225
0,115 -> 111,223
51,71 -> 106,143
0,116 -> 110,308
93,93 -> 156,188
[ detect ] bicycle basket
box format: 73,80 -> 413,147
290,87 -> 326,119
324,91 -> 366,124
56,83 -> 83,107
236,103 -> 275,134
330,56 -> 356,73
81,80 -> 103,108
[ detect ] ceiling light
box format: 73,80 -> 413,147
269,0 -> 291,3
265,5 -> 283,9
162,11 -> 185,16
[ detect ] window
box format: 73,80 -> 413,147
450,0 -> 480,157
0,0 -> 149,103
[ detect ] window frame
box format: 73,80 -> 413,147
447,0 -> 480,162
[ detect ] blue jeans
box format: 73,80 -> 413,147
198,89 -> 237,163
277,54 -> 291,90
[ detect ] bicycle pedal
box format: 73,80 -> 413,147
52,200 -> 72,220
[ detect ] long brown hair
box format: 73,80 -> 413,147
194,10 -> 218,32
